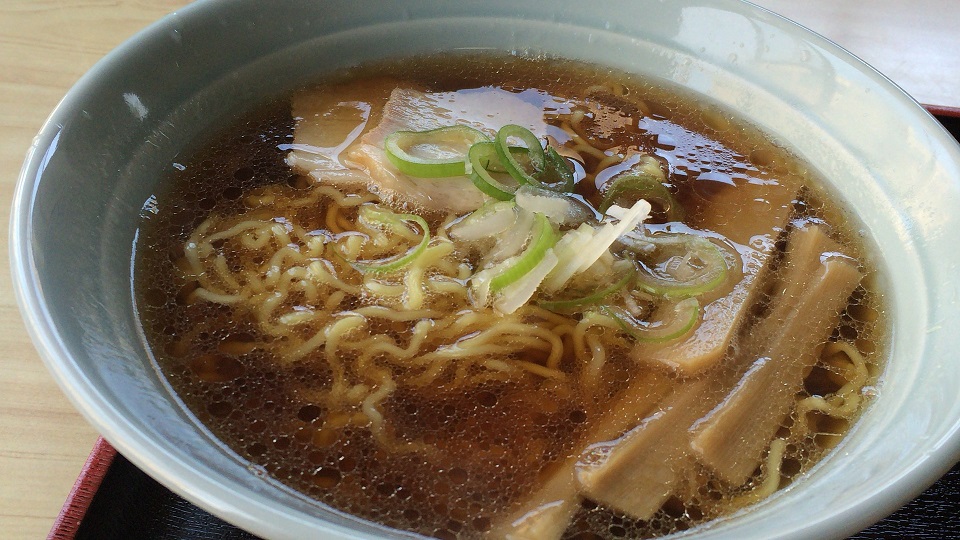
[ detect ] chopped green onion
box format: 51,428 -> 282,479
626,233 -> 729,298
358,204 -> 420,242
601,297 -> 700,343
349,207 -> 430,273
484,208 -> 536,263
490,213 -> 557,293
494,250 -> 559,315
542,198 -> 651,294
483,146 -> 531,173
538,264 -> 635,312
449,200 -> 518,241
384,125 -> 489,178
469,142 -> 519,201
538,146 -> 575,193
599,173 -> 684,221
495,124 -> 546,186
514,185 -> 590,226
541,223 -> 597,293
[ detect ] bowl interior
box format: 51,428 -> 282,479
12,1 -> 960,539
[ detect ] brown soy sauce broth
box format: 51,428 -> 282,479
134,54 -> 886,539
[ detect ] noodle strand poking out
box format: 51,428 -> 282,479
136,54 -> 886,540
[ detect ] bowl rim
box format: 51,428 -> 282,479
10,0 -> 960,538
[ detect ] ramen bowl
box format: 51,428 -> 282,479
10,0 -> 960,538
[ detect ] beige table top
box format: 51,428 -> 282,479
1,1 -> 957,538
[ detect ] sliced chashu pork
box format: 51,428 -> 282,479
287,77 -> 399,186
289,80 -> 554,214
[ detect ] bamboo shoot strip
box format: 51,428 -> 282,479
567,226 -> 851,520
575,378 -> 714,520
489,370 -> 672,539
690,226 -> 861,486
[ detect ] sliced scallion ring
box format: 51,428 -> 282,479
538,265 -> 635,312
483,146 -> 531,173
384,125 -> 489,178
601,297 -> 700,343
490,213 -> 557,293
495,124 -> 546,186
349,207 -> 430,273
358,204 -> 420,242
538,146 -> 575,193
599,173 -> 684,221
449,200 -> 518,241
630,233 -> 728,298
469,142 -> 519,201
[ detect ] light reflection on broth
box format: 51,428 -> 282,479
134,54 -> 886,539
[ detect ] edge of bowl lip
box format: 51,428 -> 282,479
8,0 -> 960,538
731,1 -> 960,537
745,0 -> 960,139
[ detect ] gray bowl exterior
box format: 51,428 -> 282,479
10,0 -> 960,539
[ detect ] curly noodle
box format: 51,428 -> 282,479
179,182 -> 635,446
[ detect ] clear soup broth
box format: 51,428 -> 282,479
135,54 -> 886,539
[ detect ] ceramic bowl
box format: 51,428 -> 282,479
10,0 -> 960,538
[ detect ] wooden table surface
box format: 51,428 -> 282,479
0,1 -> 957,538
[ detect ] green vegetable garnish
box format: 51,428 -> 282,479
349,206 -> 431,273
495,124 -> 546,186
628,233 -> 729,298
489,213 -> 557,292
538,264 -> 635,312
540,146 -> 575,193
601,297 -> 700,343
468,142 -> 520,201
384,125 -> 489,178
599,173 -> 684,221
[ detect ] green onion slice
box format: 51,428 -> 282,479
358,204 -> 420,242
599,173 -> 684,221
625,233 -> 729,298
469,142 -> 520,201
483,146 -> 531,173
495,124 -> 546,186
449,200 -> 518,241
601,297 -> 700,343
538,264 -> 635,312
350,206 -> 430,273
538,146 -> 575,193
384,125 -> 489,178
490,213 -> 557,293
